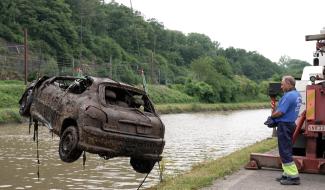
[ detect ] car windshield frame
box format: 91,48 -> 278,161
48,76 -> 93,94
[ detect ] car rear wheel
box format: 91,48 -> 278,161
130,158 -> 156,173
59,126 -> 82,163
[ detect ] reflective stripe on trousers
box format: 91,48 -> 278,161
277,122 -> 299,177
282,162 -> 299,178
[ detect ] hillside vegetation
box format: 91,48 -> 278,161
0,0 -> 310,103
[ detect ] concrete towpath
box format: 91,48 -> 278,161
201,167 -> 325,190
201,149 -> 325,190
202,149 -> 325,190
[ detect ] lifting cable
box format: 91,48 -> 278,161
137,170 -> 151,190
29,116 -> 32,134
158,161 -> 163,182
33,121 -> 39,162
83,151 -> 87,170
137,160 -> 164,190
33,120 -> 40,180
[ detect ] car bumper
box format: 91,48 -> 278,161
79,125 -> 165,160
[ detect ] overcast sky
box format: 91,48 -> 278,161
110,0 -> 325,64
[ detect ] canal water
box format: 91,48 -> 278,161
0,109 -> 272,189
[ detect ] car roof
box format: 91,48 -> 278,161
90,77 -> 146,95
48,76 -> 146,95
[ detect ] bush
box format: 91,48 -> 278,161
147,85 -> 197,104
184,80 -> 214,103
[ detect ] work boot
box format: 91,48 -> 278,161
275,175 -> 287,182
280,177 -> 300,185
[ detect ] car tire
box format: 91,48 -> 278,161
59,126 -> 82,163
130,158 -> 156,174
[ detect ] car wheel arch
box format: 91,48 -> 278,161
60,118 -> 79,136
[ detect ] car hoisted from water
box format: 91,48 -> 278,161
19,76 -> 165,173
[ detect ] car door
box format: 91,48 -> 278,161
36,78 -> 67,126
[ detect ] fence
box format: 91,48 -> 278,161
0,44 -> 169,84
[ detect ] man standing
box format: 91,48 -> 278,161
271,76 -> 302,185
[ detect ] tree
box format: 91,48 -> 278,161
284,59 -> 310,77
211,55 -> 233,78
278,55 -> 291,68
180,33 -> 216,65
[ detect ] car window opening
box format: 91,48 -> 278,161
53,77 -> 92,94
54,79 -> 75,90
104,87 -> 147,111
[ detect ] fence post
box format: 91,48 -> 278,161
24,28 -> 28,85
109,55 -> 112,78
72,57 -> 75,76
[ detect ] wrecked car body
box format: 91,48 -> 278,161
19,76 -> 165,173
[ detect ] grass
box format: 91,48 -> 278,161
0,80 -> 26,123
148,138 -> 277,190
0,80 -> 24,85
0,108 -> 23,124
156,102 -> 269,114
0,83 -> 26,108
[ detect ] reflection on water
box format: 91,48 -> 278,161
0,109 -> 272,189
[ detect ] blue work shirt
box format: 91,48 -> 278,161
275,90 -> 302,123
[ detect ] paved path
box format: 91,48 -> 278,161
201,168 -> 325,190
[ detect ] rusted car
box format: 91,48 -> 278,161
19,76 -> 165,173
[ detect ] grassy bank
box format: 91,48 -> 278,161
148,138 -> 277,190
0,80 -> 26,124
156,102 -> 269,114
0,108 -> 23,124
0,81 -> 25,108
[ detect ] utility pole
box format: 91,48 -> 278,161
38,47 -> 42,78
79,9 -> 83,68
72,57 -> 75,76
109,55 -> 113,78
151,51 -> 154,83
129,0 -> 140,56
24,28 -> 28,85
